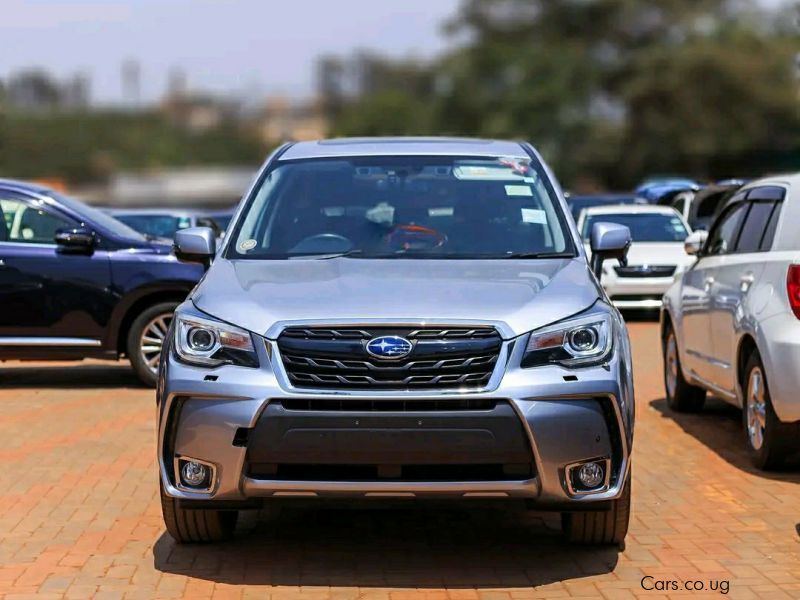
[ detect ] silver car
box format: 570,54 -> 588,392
662,174 -> 800,469
157,138 -> 635,545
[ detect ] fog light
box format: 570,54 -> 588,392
577,461 -> 605,489
181,461 -> 208,487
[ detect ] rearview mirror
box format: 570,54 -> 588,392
174,227 -> 216,268
55,227 -> 95,253
590,222 -> 632,279
684,230 -> 708,256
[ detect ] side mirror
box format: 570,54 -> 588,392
174,227 -> 216,268
684,230 -> 708,256
55,227 -> 95,253
590,222 -> 632,279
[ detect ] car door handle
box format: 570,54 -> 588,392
703,276 -> 715,292
0,258 -> 5,267
740,273 -> 755,292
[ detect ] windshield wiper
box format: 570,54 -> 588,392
501,251 -> 575,259
288,249 -> 364,260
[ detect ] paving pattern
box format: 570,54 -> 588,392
0,321 -> 798,599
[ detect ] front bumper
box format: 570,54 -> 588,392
603,274 -> 676,310
158,315 -> 634,508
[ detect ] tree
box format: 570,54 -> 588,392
332,0 -> 800,188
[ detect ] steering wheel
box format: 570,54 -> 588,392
289,233 -> 353,254
385,224 -> 447,251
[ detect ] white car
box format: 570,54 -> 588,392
661,176 -> 800,469
577,205 -> 695,310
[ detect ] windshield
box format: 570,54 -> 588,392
115,214 -> 192,239
228,156 -> 574,259
53,194 -> 146,241
582,212 -> 689,242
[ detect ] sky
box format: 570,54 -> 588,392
0,0 -> 790,105
0,0 -> 461,105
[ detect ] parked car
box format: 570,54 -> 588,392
684,182 -> 743,231
158,137 -> 635,546
636,180 -> 701,206
205,209 -> 234,235
105,208 -> 224,240
661,175 -> 800,469
635,177 -> 700,197
657,189 -> 695,223
576,204 -> 694,310
658,181 -> 744,231
566,193 -> 646,221
0,180 -> 203,386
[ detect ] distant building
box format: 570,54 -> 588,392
160,91 -> 239,132
258,96 -> 328,144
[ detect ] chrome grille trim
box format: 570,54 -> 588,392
270,323 -> 510,394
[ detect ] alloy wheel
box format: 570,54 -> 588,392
139,313 -> 173,375
746,366 -> 767,451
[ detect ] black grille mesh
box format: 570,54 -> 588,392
277,326 -> 502,390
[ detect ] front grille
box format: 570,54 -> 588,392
277,326 -> 502,390
614,265 -> 676,278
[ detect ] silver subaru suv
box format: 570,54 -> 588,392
158,138 -> 635,545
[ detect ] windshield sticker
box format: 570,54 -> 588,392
521,208 -> 547,224
239,239 -> 257,252
428,207 -> 454,217
505,185 -> 533,197
453,163 -> 527,181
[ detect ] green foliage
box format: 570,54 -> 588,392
0,111 -> 264,183
333,91 -> 435,137
331,0 -> 800,188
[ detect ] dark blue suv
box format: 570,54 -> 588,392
0,179 -> 203,385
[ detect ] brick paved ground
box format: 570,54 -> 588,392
0,321 -> 798,599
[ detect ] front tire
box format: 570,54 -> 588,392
562,472 -> 631,546
742,352 -> 798,470
663,325 -> 706,412
160,482 -> 238,543
127,302 -> 178,387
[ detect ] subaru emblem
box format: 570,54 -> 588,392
366,336 -> 413,360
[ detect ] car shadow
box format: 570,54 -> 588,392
650,396 -> 800,480
0,361 -> 142,389
153,502 -> 621,588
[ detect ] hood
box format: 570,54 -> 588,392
143,240 -> 175,255
192,257 -> 600,340
112,235 -> 175,255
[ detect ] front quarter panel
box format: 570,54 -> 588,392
103,250 -> 204,350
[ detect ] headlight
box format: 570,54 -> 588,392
174,313 -> 259,368
522,312 -> 612,368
